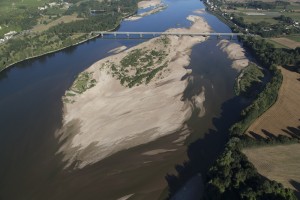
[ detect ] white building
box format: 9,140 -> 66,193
4,31 -> 17,40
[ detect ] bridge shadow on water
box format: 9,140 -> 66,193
165,95 -> 246,199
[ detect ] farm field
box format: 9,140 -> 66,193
32,14 -> 83,32
243,144 -> 300,197
242,14 -> 279,24
246,66 -> 300,138
220,1 -> 300,25
265,38 -> 290,48
271,37 -> 300,49
286,34 -> 300,42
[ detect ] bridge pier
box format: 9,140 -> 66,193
140,33 -> 143,38
114,33 -> 116,38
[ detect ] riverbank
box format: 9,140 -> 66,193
58,15 -> 211,169
0,7 -> 139,73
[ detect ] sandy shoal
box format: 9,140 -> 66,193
125,2 -> 166,21
218,39 -> 249,72
138,0 -> 161,9
58,16 -> 211,168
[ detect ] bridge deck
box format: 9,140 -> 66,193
91,31 -> 243,36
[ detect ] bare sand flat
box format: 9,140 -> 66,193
271,37 -> 300,49
108,46 -> 127,54
138,0 -> 161,9
142,149 -> 177,156
243,144 -> 300,193
218,40 -> 249,71
193,8 -> 206,14
57,16 -> 211,168
125,2 -> 166,21
246,67 -> 300,138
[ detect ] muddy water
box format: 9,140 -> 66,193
0,0 -> 247,199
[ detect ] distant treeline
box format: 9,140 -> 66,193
227,1 -> 290,10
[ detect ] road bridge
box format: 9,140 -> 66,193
90,31 -> 243,39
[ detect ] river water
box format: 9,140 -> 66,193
0,0 -> 247,199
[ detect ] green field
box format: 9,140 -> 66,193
286,35 -> 300,42
0,0 -> 50,14
221,1 -> 300,25
242,14 -> 279,24
265,38 -> 290,48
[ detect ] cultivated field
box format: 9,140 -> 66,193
246,66 -> 300,138
271,37 -> 300,49
243,144 -> 300,195
32,15 -> 83,32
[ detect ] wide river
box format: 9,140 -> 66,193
0,0 -> 248,199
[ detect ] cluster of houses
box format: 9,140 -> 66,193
0,31 -> 17,44
38,1 -> 71,11
205,0 -> 218,11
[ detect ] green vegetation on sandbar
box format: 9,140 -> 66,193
234,63 -> 264,96
105,46 -> 169,88
71,72 -> 96,94
63,71 -> 95,103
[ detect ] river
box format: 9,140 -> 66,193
0,0 -> 247,199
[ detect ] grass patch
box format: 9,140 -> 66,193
286,35 -> 300,42
242,14 -> 279,24
265,38 -> 289,48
